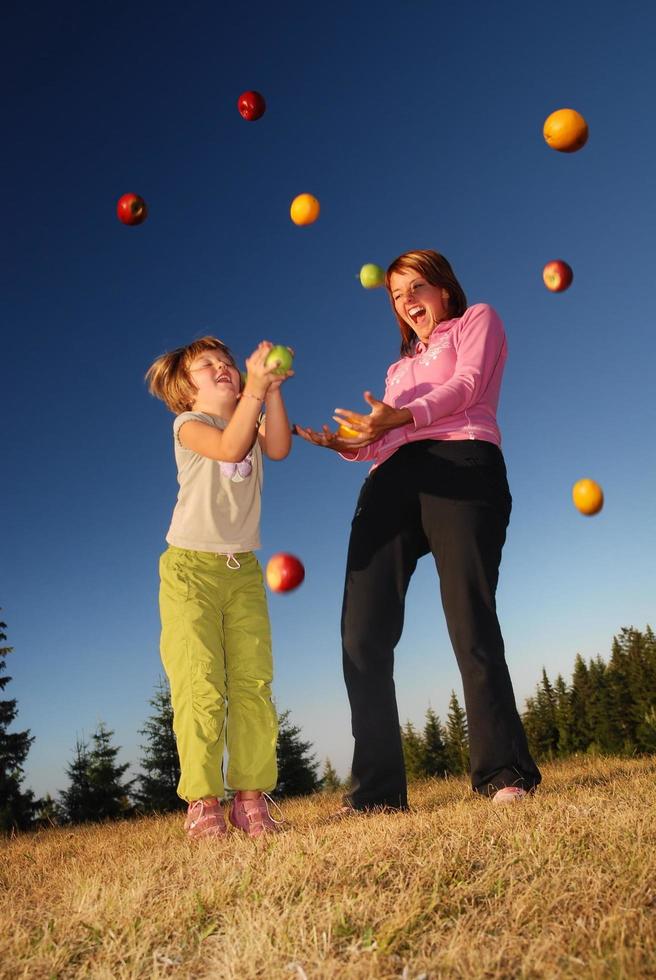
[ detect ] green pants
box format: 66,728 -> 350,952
159,546 -> 278,802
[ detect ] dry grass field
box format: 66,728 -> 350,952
2,755 -> 656,979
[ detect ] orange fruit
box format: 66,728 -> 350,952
543,108 -> 589,153
290,193 -> 320,226
337,423 -> 360,438
572,478 -> 604,516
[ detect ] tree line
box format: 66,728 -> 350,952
1,613 -> 655,832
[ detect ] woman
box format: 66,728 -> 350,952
296,249 -> 541,809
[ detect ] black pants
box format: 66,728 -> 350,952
341,439 -> 541,809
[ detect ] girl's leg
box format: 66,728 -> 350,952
222,553 -> 278,794
342,449 -> 427,810
159,547 -> 228,803
418,441 -> 542,794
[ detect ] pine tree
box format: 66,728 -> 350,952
134,678 -> 183,813
0,616 -> 36,833
87,722 -> 133,820
553,674 -> 574,757
400,721 -> 426,781
34,793 -> 63,828
275,710 -> 321,797
422,707 -> 449,778
60,725 -> 133,823
569,654 -> 592,753
444,691 -> 469,775
60,737 -> 95,824
585,655 -> 618,754
523,669 -> 559,759
607,627 -> 656,752
320,758 -> 341,793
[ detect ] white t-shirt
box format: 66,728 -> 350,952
165,412 -> 263,554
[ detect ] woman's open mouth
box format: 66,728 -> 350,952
408,305 -> 426,324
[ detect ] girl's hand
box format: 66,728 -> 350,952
293,423 -> 372,452
333,391 -> 412,441
242,342 -> 284,398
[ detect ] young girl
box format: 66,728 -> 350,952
146,336 -> 293,838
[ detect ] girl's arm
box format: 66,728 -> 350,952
257,387 -> 292,460
178,388 -> 266,462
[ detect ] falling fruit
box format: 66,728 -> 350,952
543,108 -> 589,153
237,90 -> 266,121
572,478 -> 604,516
290,193 -> 320,226
543,260 -> 574,292
266,553 -> 305,593
359,263 -> 385,289
264,345 -> 294,375
116,193 -> 148,226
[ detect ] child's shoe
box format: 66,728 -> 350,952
184,798 -> 227,839
229,793 -> 284,837
492,786 -> 528,804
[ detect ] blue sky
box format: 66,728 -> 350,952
2,1 -> 655,799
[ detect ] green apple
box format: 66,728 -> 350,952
265,345 -> 294,375
359,263 -> 385,289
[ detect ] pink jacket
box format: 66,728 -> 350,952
341,303 -> 507,471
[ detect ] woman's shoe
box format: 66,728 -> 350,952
184,798 -> 228,838
229,793 -> 284,836
492,786 -> 528,804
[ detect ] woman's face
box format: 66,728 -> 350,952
389,268 -> 450,343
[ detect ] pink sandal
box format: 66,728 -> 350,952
184,798 -> 227,839
229,793 -> 284,836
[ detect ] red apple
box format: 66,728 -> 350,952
237,90 -> 266,121
116,193 -> 148,226
543,260 -> 573,292
266,553 -> 305,593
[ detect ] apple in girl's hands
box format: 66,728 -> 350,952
264,345 -> 294,376
266,553 -> 305,593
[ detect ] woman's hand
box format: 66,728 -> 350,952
333,391 -> 413,441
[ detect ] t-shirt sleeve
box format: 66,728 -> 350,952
173,411 -> 212,447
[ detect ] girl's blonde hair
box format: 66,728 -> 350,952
385,249 -> 468,356
145,336 -> 239,414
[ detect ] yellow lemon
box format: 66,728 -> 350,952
543,108 -> 589,153
290,193 -> 320,226
572,478 -> 604,516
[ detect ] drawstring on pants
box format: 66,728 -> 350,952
225,553 -> 241,569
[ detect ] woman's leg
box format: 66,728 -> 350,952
159,547 -> 228,803
222,553 -> 278,794
418,441 -> 541,794
342,450 -> 427,810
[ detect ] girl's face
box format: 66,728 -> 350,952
389,268 -> 450,343
188,348 -> 241,409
